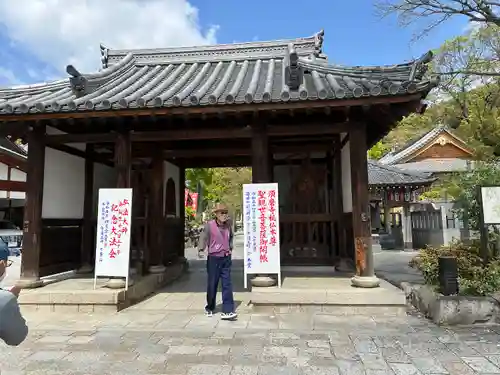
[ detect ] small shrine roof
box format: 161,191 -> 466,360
378,125 -> 472,165
392,158 -> 475,173
368,160 -> 435,187
0,138 -> 27,160
0,30 -> 437,116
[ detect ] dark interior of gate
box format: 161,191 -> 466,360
0,30 -> 438,278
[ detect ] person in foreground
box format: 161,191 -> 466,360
0,245 -> 28,346
198,203 -> 237,320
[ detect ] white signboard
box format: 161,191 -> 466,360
94,188 -> 133,288
481,186 -> 500,224
242,183 -> 281,289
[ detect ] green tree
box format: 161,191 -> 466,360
376,0 -> 500,37
369,26 -> 500,159
367,141 -> 391,160
438,162 -> 500,230
205,168 -> 252,217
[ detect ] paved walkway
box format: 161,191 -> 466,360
4,236 -> 500,374
374,250 -> 425,286
5,308 -> 500,374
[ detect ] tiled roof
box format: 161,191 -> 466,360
378,125 -> 471,165
0,30 -> 438,116
368,160 -> 435,186
0,138 -> 27,160
392,159 -> 474,173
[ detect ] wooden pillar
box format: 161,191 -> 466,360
19,123 -> 45,288
116,132 -> 131,189
77,144 -> 95,274
332,135 -> 344,262
251,125 -> 270,183
148,148 -> 165,273
250,124 -> 276,288
350,124 -> 379,288
106,131 -> 131,288
178,165 -> 186,259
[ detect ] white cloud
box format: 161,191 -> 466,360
0,0 -> 218,76
0,67 -> 24,85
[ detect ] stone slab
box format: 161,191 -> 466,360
18,260 -> 187,313
250,277 -> 406,307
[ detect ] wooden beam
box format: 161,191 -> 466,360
252,125 -> 270,183
178,156 -> 250,168
0,93 -> 424,122
0,153 -> 27,172
80,144 -> 95,270
45,122 -> 355,145
47,143 -> 114,167
349,123 -> 377,283
0,179 -> 26,192
21,123 -> 45,282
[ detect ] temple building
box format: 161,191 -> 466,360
378,125 -> 475,249
379,125 -> 474,174
368,160 -> 435,249
0,30 -> 437,290
0,138 -> 26,226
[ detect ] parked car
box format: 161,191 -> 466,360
0,220 -> 22,256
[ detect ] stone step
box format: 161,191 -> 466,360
249,277 -> 407,316
18,261 -> 187,313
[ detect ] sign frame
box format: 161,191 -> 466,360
480,186 -> 500,225
242,182 -> 281,289
93,188 -> 133,290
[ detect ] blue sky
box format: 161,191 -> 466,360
0,0 -> 469,87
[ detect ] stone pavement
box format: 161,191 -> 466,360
4,236 -> 500,374
374,250 -> 425,287
4,306 -> 500,374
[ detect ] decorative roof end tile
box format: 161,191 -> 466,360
285,43 -> 303,90
100,44 -> 109,69
66,65 -> 88,98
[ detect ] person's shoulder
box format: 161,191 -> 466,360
0,289 -> 16,308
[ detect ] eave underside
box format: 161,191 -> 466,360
0,99 -> 424,170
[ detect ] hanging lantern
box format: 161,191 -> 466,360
404,188 -> 411,202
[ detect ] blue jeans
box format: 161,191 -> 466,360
206,255 -> 234,313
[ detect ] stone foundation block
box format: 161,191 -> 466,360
402,282 -> 500,325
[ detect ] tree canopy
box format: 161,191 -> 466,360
370,23 -> 500,160
376,0 -> 500,37
185,167 -> 252,217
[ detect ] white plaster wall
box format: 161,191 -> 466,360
341,139 -> 353,213
10,168 -> 26,199
93,163 -> 118,216
0,162 -> 8,199
42,147 -> 85,219
164,161 -> 180,217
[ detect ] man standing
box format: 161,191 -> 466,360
198,203 -> 237,320
0,245 -> 28,345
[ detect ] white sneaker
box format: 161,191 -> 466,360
220,312 -> 238,320
205,309 -> 213,317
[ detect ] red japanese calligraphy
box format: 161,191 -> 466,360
257,190 -> 268,263
108,198 -> 131,259
268,189 -> 277,248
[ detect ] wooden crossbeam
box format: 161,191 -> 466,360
0,180 -> 26,192
44,122 -> 355,145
